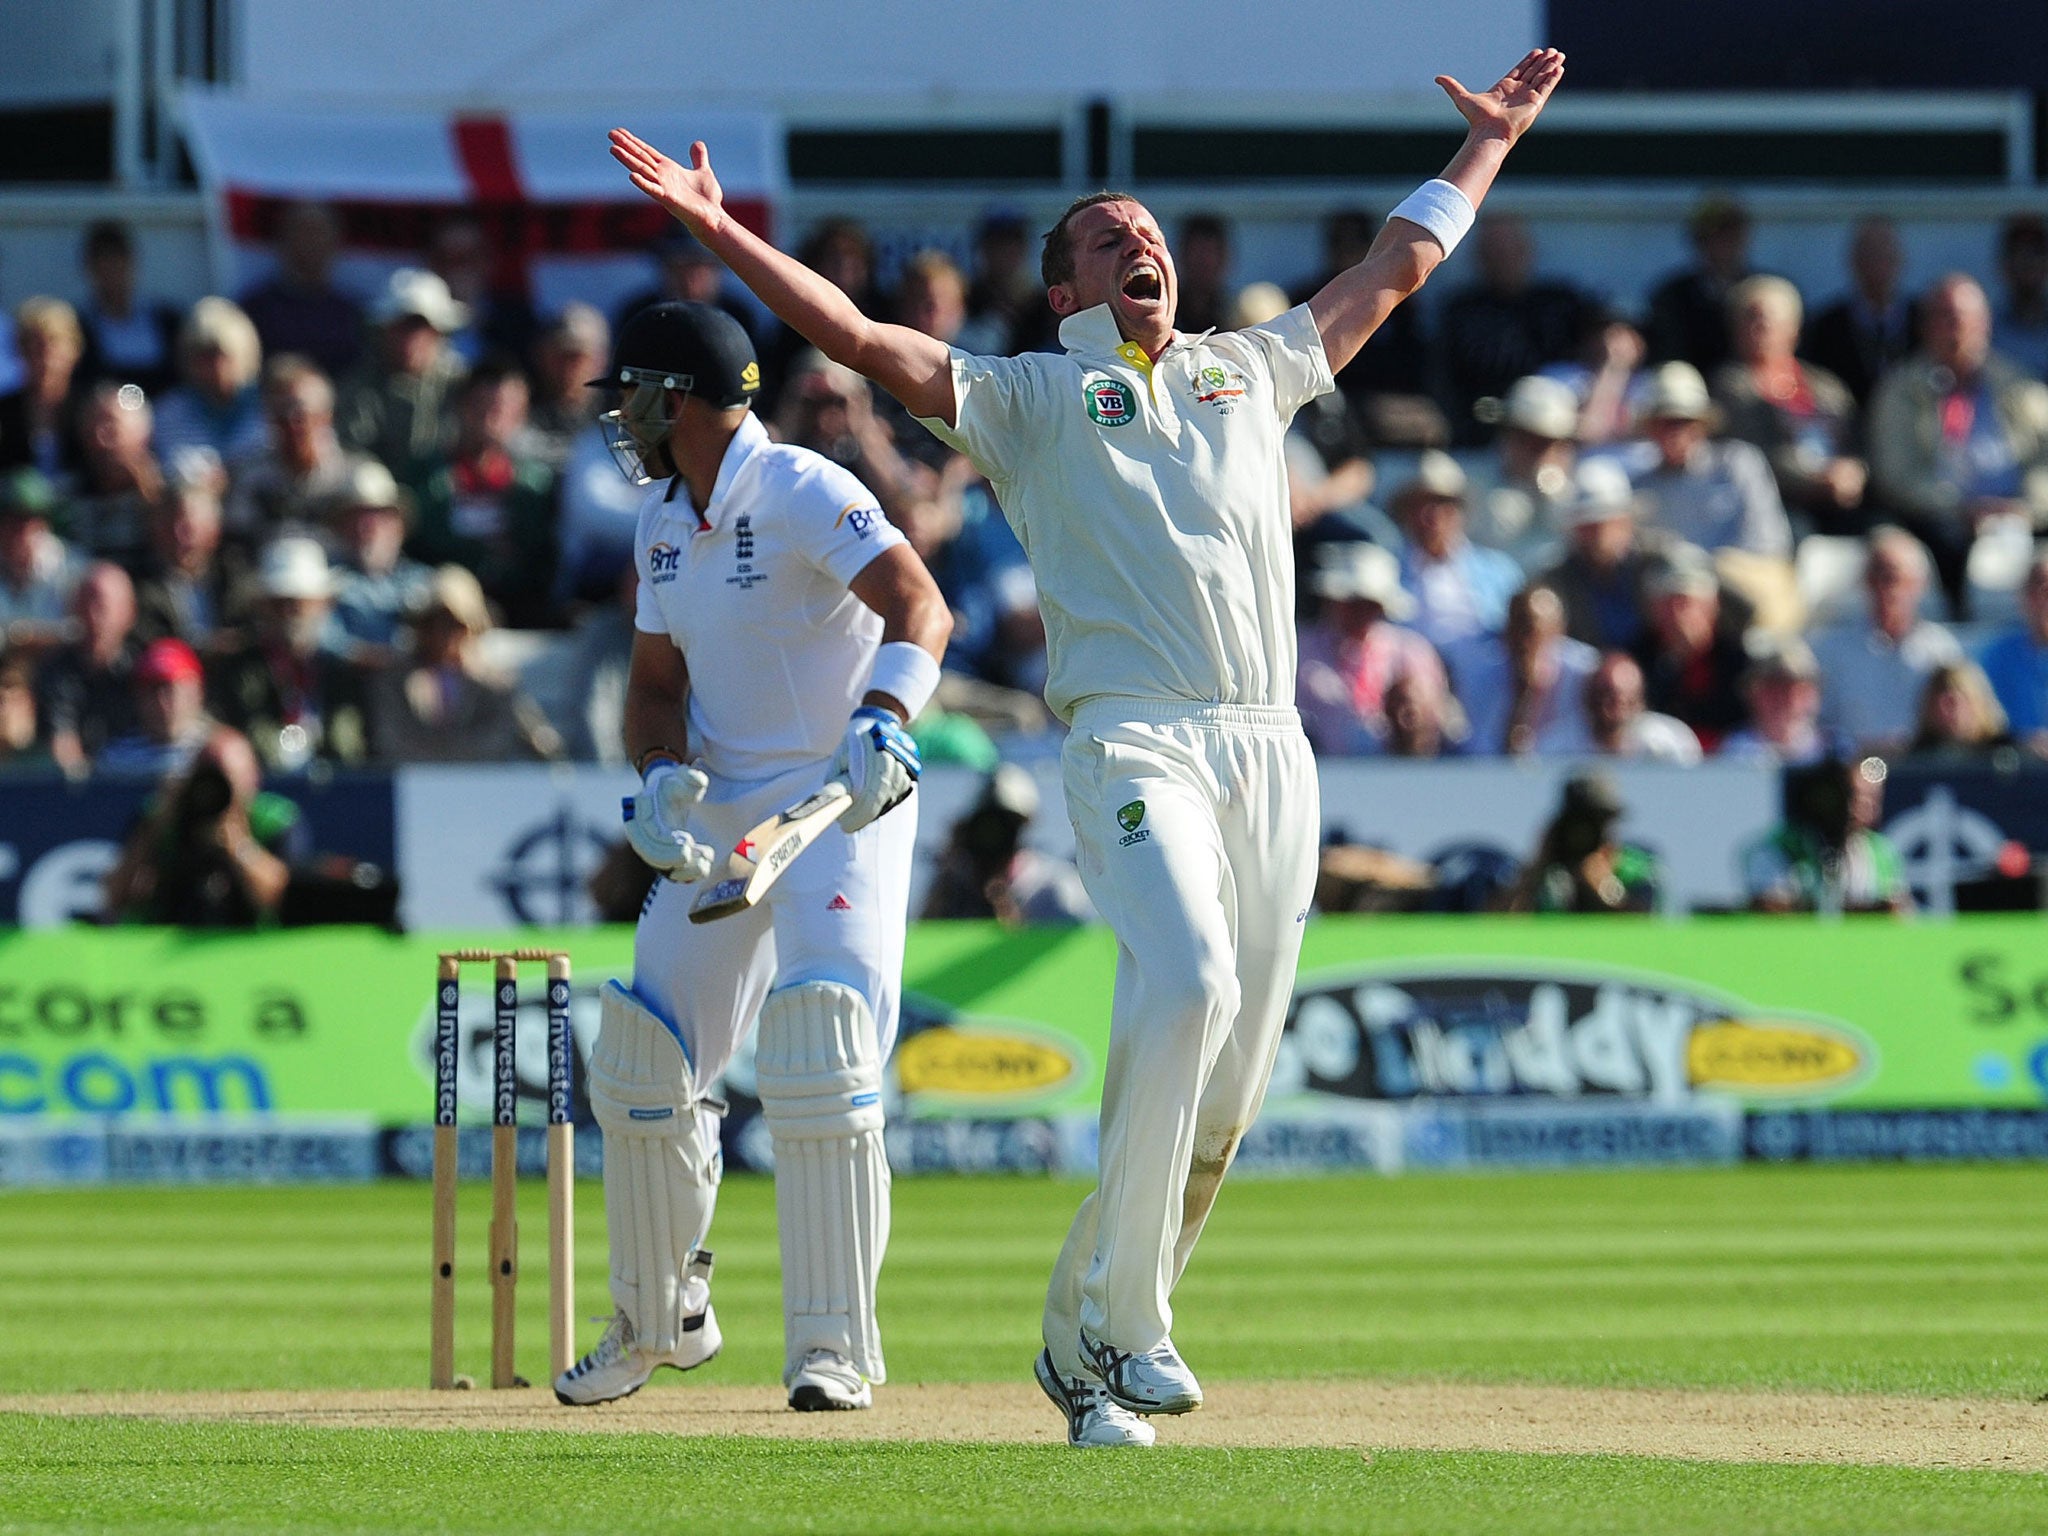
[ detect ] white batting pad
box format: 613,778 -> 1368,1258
754,980 -> 891,1384
588,980 -> 721,1356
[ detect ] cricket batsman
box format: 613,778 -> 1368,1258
608,45 -> 1563,1445
553,301 -> 951,1411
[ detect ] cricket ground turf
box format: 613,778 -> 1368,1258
4,1166 -> 2047,1533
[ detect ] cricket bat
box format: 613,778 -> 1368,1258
688,779 -> 855,924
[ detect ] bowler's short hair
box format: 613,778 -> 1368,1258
1041,191 -> 1140,291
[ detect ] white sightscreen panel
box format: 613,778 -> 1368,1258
237,0 -> 1541,103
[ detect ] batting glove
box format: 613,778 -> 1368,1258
832,706 -> 920,832
622,761 -> 715,882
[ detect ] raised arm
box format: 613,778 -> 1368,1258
1309,49 -> 1564,375
609,130 -> 958,425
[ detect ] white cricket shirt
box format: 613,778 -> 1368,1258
633,412 -> 905,781
918,303 -> 1333,721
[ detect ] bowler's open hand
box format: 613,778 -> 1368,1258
610,129 -> 725,237
1436,48 -> 1565,145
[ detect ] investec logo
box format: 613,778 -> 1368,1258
435,981 -> 460,1125
547,979 -> 572,1123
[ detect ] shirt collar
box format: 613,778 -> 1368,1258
665,411 -> 768,531
1058,304 -> 1182,377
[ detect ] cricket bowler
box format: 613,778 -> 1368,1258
608,45 -> 1563,1444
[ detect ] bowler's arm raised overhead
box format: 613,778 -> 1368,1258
1309,49 -> 1565,375
608,130 -> 958,427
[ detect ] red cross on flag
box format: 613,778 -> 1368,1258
181,92 -> 784,321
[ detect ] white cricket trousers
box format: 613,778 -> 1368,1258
1043,699 -> 1319,1374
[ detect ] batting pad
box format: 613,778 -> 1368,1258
754,980 -> 891,1385
588,980 -> 721,1356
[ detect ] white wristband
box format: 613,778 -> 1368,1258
865,640 -> 941,721
1386,179 -> 1476,257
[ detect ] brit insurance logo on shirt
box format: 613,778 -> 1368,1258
834,500 -> 881,539
1083,375 -> 1136,428
647,541 -> 683,585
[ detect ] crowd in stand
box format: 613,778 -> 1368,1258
2,196 -> 2047,796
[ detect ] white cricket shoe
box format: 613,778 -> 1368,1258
554,1251 -> 723,1407
786,1348 -> 872,1411
1078,1328 -> 1203,1415
1035,1348 -> 1156,1448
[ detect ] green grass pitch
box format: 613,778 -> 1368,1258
5,1165 -> 2048,1534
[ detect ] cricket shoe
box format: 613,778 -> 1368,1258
787,1349 -> 872,1411
1078,1328 -> 1203,1415
554,1252 -> 723,1406
1036,1348 -> 1156,1447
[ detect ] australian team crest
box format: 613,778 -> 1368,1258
1085,376 -> 1136,427
1193,364 -> 1247,410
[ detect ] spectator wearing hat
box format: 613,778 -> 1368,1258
133,466 -> 245,653
207,535 -> 369,770
1646,195 -> 1757,375
74,219 -> 182,397
37,561 -> 139,773
153,298 -> 269,467
922,764 -> 1093,925
410,357 -> 559,628
1393,450 -> 1523,655
1978,551 -> 2048,756
1296,541 -> 1449,755
1866,273 -> 2048,619
1453,582 -> 1599,757
1719,636 -> 1835,766
225,356 -> 373,542
1464,374 -> 1580,568
328,459 -> 434,658
0,298 -> 89,488
97,636 -> 215,777
0,648 -> 51,772
1905,660 -> 2015,763
365,564 -> 560,762
1508,769 -> 1664,915
1581,650 -> 1702,764
68,381 -> 161,561
1810,526 -> 1964,755
522,303 -> 611,470
1631,547 -> 1749,752
1437,214 -> 1588,442
1539,459 -> 1669,653
1714,276 -> 1865,534
0,468 -> 84,652
238,201 -> 365,380
1993,214 -> 2048,383
337,267 -> 471,481
1803,217 -> 1914,410
1632,360 -> 1792,561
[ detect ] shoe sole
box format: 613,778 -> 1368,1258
787,1384 -> 870,1412
553,1344 -> 722,1408
1102,1381 -> 1203,1416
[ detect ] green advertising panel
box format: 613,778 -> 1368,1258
2,919 -> 2045,1134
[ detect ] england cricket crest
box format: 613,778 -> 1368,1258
1084,376 -> 1136,427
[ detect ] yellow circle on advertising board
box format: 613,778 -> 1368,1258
1687,1020 -> 1865,1091
895,1027 -> 1076,1097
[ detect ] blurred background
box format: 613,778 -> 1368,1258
2,0 -> 2047,1185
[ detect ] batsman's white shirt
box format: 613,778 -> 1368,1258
918,302 -> 1333,721
633,410 -> 906,782
920,303 -> 1331,1372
